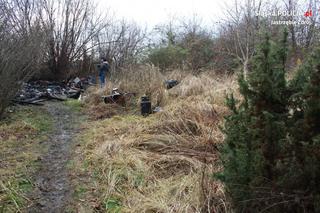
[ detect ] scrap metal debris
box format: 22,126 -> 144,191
13,77 -> 93,105
103,88 -> 136,105
165,80 -> 179,89
153,106 -> 163,113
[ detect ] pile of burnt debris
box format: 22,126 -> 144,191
13,77 -> 94,105
165,79 -> 179,89
13,77 -> 180,116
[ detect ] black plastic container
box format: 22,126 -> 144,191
141,96 -> 151,116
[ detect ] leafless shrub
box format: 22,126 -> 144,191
0,0 -> 43,117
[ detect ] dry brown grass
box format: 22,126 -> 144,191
73,67 -> 238,212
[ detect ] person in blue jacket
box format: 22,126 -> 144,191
98,58 -> 110,88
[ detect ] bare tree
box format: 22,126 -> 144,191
38,0 -> 107,79
301,0 -> 318,49
221,0 -> 263,78
277,0 -> 320,56
97,19 -> 147,71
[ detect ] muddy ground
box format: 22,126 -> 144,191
27,101 -> 82,213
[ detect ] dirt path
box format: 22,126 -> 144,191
27,101 -> 81,213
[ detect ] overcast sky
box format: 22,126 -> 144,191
98,0 -> 231,27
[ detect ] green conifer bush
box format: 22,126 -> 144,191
219,31 -> 320,212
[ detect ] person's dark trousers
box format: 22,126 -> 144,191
99,74 -> 105,88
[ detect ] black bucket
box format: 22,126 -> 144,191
140,96 -> 151,116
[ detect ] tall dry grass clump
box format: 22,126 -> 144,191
114,65 -> 168,106
74,68 -> 238,212
82,65 -> 169,120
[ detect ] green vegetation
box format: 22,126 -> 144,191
148,45 -> 188,71
147,29 -> 216,72
104,198 -> 122,213
219,32 -> 320,212
64,99 -> 84,112
0,106 -> 53,212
